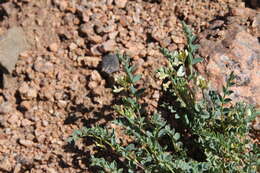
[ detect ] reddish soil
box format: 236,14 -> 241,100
0,0 -> 258,172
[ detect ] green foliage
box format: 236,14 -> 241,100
181,21 -> 203,77
68,22 -> 259,173
157,22 -> 259,172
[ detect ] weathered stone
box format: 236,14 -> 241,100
88,81 -> 98,90
253,116 -> 260,131
0,27 -> 28,74
252,13 -> 260,28
33,59 -> 54,74
0,133 -> 8,145
21,118 -> 33,127
90,44 -> 102,56
69,42 -> 77,51
18,139 -> 34,147
7,113 -> 20,125
108,31 -> 118,40
231,7 -> 255,18
197,27 -> 260,108
89,34 -> 103,44
124,41 -> 145,57
18,82 -> 38,100
13,163 -> 21,173
48,43 -> 59,52
0,101 -> 13,114
171,35 -> 185,44
99,40 -> 116,53
20,101 -> 31,110
101,53 -> 119,74
90,70 -> 102,82
114,0 -> 128,8
151,28 -> 166,42
77,56 -> 101,68
1,2 -> 16,16
45,168 -> 58,173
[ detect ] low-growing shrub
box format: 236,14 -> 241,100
68,22 -> 259,173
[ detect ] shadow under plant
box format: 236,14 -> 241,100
62,76 -> 121,171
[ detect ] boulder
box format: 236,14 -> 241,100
197,23 -> 260,131
0,27 -> 28,74
197,25 -> 260,109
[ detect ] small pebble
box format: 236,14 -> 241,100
101,53 -> 119,74
49,43 -> 59,52
19,139 -> 34,147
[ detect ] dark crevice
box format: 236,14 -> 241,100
143,0 -> 162,4
0,7 -> 8,21
146,33 -> 157,44
244,0 -> 260,9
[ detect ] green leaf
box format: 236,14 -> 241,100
226,90 -> 234,95
190,35 -> 196,42
173,133 -> 180,141
125,144 -> 135,151
224,98 -> 232,103
184,114 -> 189,124
222,108 -> 230,114
190,44 -> 199,53
132,74 -> 142,83
128,65 -> 136,73
201,112 -> 210,119
130,86 -> 137,95
67,137 -> 74,143
229,82 -> 236,86
124,97 -> 136,106
135,88 -> 145,97
175,114 -> 180,119
192,57 -> 204,65
158,129 -> 167,138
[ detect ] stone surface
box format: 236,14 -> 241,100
18,82 -> 38,100
253,116 -> 260,131
101,53 -> 119,74
114,0 -> 128,8
33,59 -> 54,74
90,44 -> 102,56
77,56 -> 101,68
7,112 -> 20,125
2,74 -> 17,89
49,43 -> 59,52
0,27 -> 28,74
252,13 -> 260,27
0,101 -> 13,114
197,26 -> 260,108
124,41 -> 145,57
18,139 -> 35,147
99,40 -> 116,53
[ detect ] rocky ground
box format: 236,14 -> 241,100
0,0 -> 259,172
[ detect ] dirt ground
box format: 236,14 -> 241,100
0,0 -> 259,172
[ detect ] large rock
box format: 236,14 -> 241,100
0,27 -> 28,74
197,25 -> 260,109
197,23 -> 260,131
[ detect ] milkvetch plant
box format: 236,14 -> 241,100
68,22 -> 259,172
